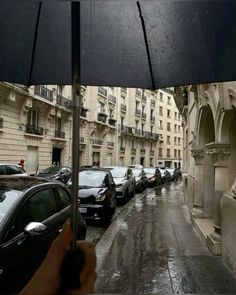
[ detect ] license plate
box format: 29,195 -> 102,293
79,207 -> 87,213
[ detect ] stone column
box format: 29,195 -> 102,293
191,148 -> 205,217
206,142 -> 230,255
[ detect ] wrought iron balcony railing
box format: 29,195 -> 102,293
142,113 -> 147,119
140,149 -> 146,153
136,89 -> 142,97
151,99 -> 155,106
108,94 -> 116,104
55,130 -> 65,139
98,86 -> 107,97
57,94 -> 72,110
91,138 -> 103,146
97,113 -> 107,123
135,109 -> 141,116
34,85 -> 53,102
121,104 -> 127,112
26,124 -> 43,136
107,141 -> 114,148
150,150 -> 155,156
108,118 -> 116,126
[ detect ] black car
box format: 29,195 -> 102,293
37,165 -> 72,183
0,176 -> 86,293
131,168 -> 148,193
143,167 -> 162,187
68,168 -> 116,225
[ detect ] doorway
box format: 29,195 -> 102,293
140,157 -> 144,166
52,147 -> 61,165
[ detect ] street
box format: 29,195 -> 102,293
92,181 -> 236,294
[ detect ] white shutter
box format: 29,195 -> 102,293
25,146 -> 38,175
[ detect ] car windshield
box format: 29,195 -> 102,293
107,167 -> 127,178
78,170 -> 106,187
40,166 -> 61,174
143,168 -> 155,174
0,189 -> 22,225
132,169 -> 141,177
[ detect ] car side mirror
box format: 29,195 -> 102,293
24,222 -> 47,236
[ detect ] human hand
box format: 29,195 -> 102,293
20,221 -> 96,295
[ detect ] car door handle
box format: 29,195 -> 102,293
17,236 -> 26,246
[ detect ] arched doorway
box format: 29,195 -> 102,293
198,105 -> 215,217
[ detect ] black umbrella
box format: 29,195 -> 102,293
0,0 -> 236,282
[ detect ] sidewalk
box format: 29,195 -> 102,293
95,181 -> 236,294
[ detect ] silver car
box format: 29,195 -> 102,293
104,166 -> 136,203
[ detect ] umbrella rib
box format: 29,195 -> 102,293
137,1 -> 155,90
28,1 -> 42,86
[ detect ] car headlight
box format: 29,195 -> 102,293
95,193 -> 106,202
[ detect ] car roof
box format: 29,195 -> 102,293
0,176 -> 60,192
0,164 -> 23,167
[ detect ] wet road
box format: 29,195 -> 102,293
95,181 -> 236,294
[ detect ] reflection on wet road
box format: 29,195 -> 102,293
95,181 -> 236,294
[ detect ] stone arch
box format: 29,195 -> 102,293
220,110 -> 236,187
197,104 -> 215,217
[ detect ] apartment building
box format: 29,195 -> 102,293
0,83 -> 182,172
0,83 -> 73,174
156,89 -> 183,168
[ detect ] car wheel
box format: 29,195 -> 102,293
130,185 -> 135,198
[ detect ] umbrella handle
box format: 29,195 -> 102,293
60,248 -> 85,292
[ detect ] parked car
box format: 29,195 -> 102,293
37,165 -> 72,183
104,166 -> 136,203
131,168 -> 148,193
159,168 -> 172,183
0,164 -> 27,176
0,176 -> 86,294
128,164 -> 143,169
173,167 -> 182,180
143,167 -> 162,187
67,168 -> 116,224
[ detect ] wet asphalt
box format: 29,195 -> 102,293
95,181 -> 236,294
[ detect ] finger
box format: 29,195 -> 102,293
42,220 -> 72,269
76,241 -> 96,284
68,272 -> 97,295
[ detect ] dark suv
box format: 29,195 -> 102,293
0,176 -> 86,293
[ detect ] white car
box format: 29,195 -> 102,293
104,166 -> 136,203
0,164 -> 27,176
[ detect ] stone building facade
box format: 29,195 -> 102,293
175,82 -> 236,276
0,83 -> 182,172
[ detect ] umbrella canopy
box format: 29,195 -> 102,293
1,0 -> 236,88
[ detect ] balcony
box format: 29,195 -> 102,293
132,148 -> 136,154
26,124 -> 43,136
80,137 -> 85,144
120,125 -> 133,135
120,104 -> 127,112
150,150 -> 155,156
97,112 -> 108,124
151,99 -> 155,107
134,128 -> 141,136
91,138 -> 103,146
136,89 -> 142,97
55,130 -> 65,139
34,85 -> 53,102
142,95 -> 147,103
107,141 -> 114,148
0,118 -> 3,129
154,134 -> 159,140
13,84 -> 28,91
80,107 -> 88,118
135,109 -> 141,116
142,113 -> 147,120
57,94 -> 72,110
120,146 -> 125,153
108,94 -> 116,104
151,116 -> 155,122
98,86 -> 107,97
140,149 -> 145,154
108,118 -> 116,127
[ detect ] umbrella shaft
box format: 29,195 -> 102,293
71,2 -> 81,250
